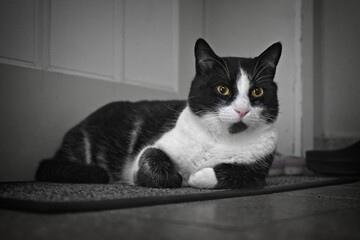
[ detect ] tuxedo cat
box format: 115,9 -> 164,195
36,39 -> 282,189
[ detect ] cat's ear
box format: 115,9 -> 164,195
258,42 -> 282,68
194,38 -> 220,74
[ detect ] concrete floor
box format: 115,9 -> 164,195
1,181 -> 360,240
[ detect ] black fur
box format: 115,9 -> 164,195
136,148 -> 182,188
36,159 -> 110,183
36,101 -> 186,182
213,154 -> 274,189
229,121 -> 248,134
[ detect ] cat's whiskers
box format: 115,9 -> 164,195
254,79 -> 275,85
198,57 -> 230,80
163,104 -> 179,113
252,53 -> 266,77
253,62 -> 272,80
215,66 -> 229,80
222,58 -> 231,80
195,113 -> 230,137
192,109 -> 212,115
253,75 -> 274,84
201,116 -> 221,128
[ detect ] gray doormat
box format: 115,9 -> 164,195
0,176 -> 358,214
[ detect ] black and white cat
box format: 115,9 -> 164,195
36,39 -> 282,189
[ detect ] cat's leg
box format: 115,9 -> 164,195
189,154 -> 273,189
136,147 -> 182,188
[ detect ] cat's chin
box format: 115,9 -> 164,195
228,121 -> 248,134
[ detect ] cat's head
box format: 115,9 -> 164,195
188,38 -> 282,134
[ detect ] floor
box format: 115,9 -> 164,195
1,181 -> 360,240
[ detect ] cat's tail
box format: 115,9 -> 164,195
35,158 -> 110,183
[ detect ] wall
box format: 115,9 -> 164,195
314,0 -> 360,149
0,0 -> 303,181
301,0 -> 315,156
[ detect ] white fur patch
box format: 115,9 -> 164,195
122,146 -> 152,185
153,106 -> 277,185
218,70 -> 251,124
188,168 -> 218,188
237,69 -> 251,98
128,119 -> 143,155
234,70 -> 251,112
121,119 -> 145,184
82,130 -> 91,164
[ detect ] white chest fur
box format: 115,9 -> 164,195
153,107 -> 277,184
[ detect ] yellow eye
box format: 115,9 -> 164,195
216,85 -> 230,96
251,87 -> 264,98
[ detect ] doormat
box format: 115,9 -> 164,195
0,176 -> 358,214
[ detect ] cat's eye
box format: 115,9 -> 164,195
216,85 -> 230,96
251,87 -> 264,98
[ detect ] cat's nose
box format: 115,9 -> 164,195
234,109 -> 249,118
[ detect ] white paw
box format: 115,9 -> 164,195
188,168 -> 218,189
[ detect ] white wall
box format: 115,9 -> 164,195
314,0 -> 360,148
0,0 -> 305,181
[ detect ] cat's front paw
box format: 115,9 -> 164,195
188,168 -> 218,189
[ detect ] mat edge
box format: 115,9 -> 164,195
1,177 -> 359,214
